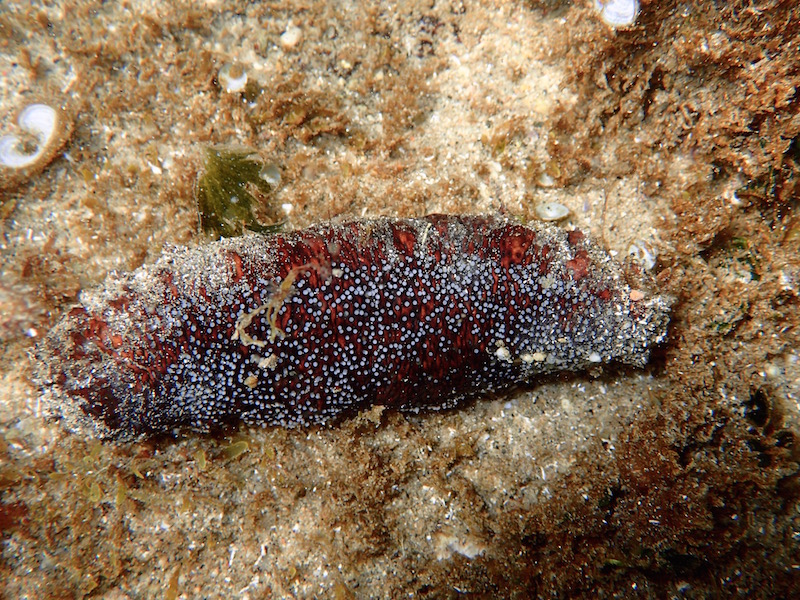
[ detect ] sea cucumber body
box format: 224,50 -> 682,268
35,214 -> 670,440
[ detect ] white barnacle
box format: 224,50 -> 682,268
594,0 -> 640,28
628,239 -> 657,271
217,63 -> 248,93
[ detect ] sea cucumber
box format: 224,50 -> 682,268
34,214 -> 671,440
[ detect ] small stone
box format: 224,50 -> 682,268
280,25 -> 303,49
629,290 -> 645,302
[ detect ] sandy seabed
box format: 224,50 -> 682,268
1,1 -> 799,598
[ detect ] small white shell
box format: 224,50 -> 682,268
280,25 -> 303,49
0,104 -> 58,169
218,64 -> 248,93
259,163 -> 281,188
628,240 -> 657,270
537,172 -> 555,188
594,0 -> 640,28
534,201 -> 570,222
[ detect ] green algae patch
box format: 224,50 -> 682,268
196,146 -> 282,238
193,448 -> 207,471
165,566 -> 180,600
114,478 -> 127,507
84,480 -> 103,503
